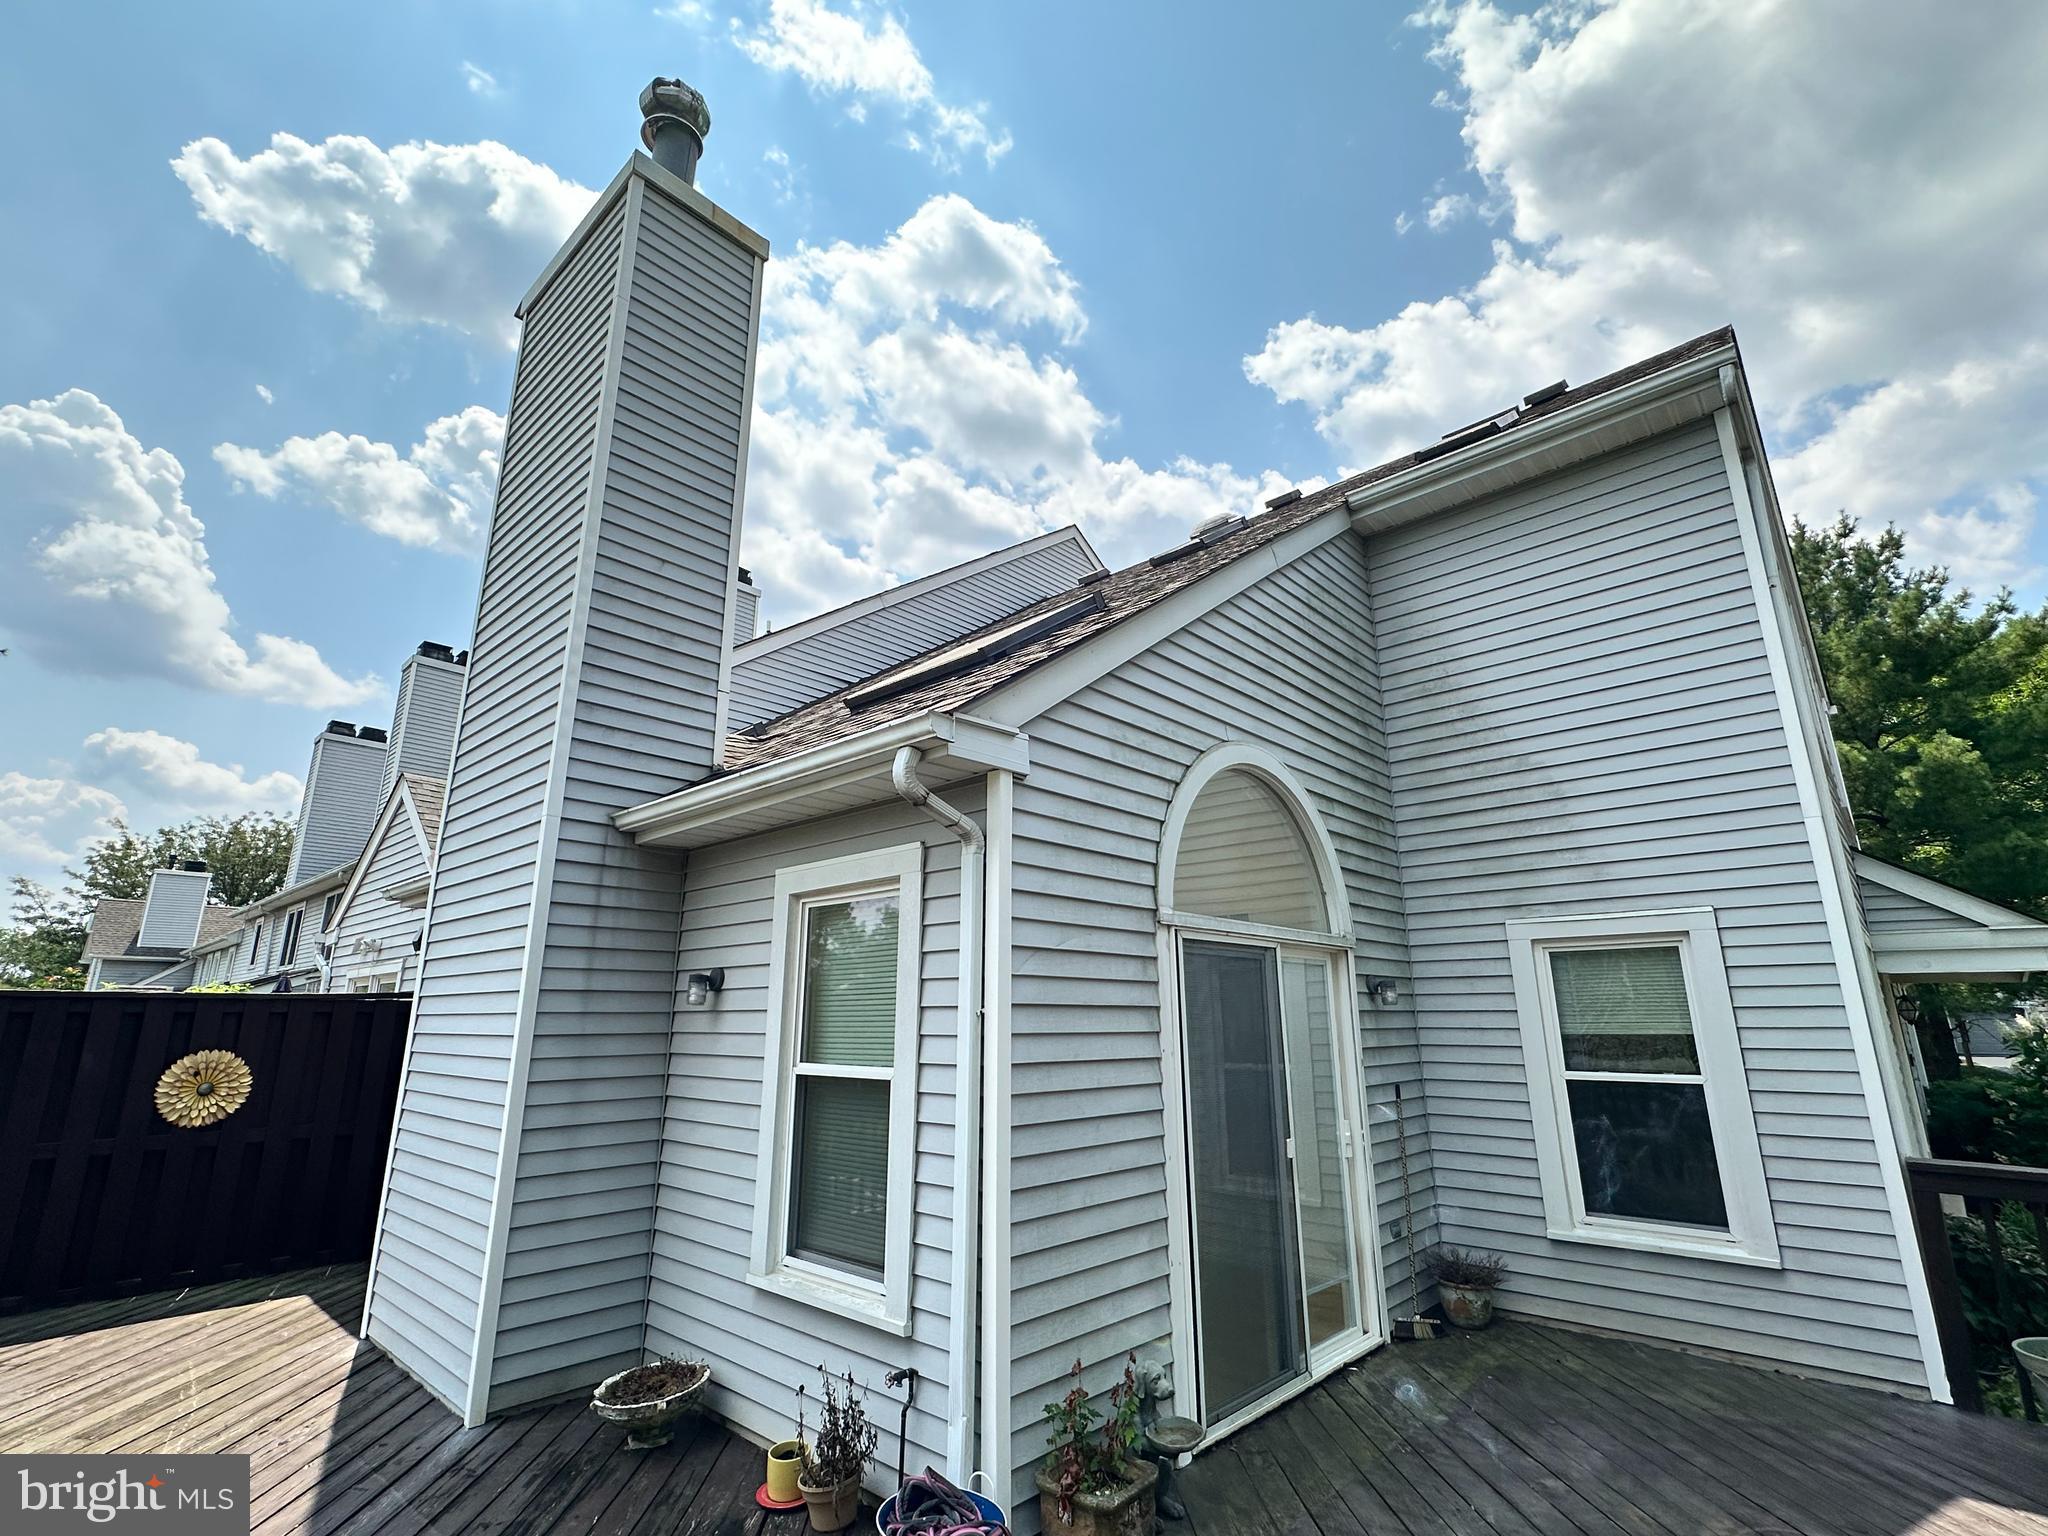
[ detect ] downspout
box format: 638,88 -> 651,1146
891,746 -> 985,1481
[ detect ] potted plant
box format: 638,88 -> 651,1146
1432,1246 -> 1507,1329
764,1436 -> 805,1507
1035,1354 -> 1159,1536
590,1353 -> 710,1449
795,1368 -> 877,1533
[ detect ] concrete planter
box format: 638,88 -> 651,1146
1439,1280 -> 1497,1329
590,1361 -> 709,1450
1035,1456 -> 1159,1536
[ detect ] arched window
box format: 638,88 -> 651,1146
1163,757 -> 1342,938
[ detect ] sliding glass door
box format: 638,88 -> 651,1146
1182,938 -> 1369,1427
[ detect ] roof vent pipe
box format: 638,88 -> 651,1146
640,77 -> 710,185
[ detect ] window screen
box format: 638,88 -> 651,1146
1549,943 -> 1727,1230
787,893 -> 899,1278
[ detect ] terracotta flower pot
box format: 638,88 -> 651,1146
590,1361 -> 709,1449
1035,1456 -> 1159,1536
1439,1280 -> 1496,1329
766,1440 -> 804,1504
797,1470 -> 863,1532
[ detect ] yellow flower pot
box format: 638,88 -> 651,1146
766,1440 -> 804,1504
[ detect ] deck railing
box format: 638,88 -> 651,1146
1904,1156 -> 2048,1419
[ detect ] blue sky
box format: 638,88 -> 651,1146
4,1 -> 2045,893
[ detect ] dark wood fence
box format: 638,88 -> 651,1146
1904,1155 -> 2048,1418
0,988 -> 410,1314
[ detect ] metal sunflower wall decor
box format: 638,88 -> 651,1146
155,1049 -> 254,1128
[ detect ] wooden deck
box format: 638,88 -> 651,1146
1178,1320 -> 2048,1536
4,1267 -> 2046,1536
0,1265 -> 807,1536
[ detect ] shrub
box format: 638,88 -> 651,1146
1041,1354 -> 1143,1521
1431,1247 -> 1507,1288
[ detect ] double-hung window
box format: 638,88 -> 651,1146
1506,909 -> 1779,1266
279,909 -> 304,966
748,845 -> 921,1333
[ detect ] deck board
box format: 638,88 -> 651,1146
0,1265 -> 807,1536
6,1265 -> 2045,1535
1179,1322 -> 2048,1536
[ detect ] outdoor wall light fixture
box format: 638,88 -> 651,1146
684,968 -> 726,1007
1365,976 -> 1400,1007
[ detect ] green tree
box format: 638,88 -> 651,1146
69,813 -> 295,909
0,877 -> 89,990
1792,517 -> 2048,920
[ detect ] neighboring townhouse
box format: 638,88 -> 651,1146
224,862 -> 356,992
354,104 -> 2048,1528
79,862 -> 244,990
326,773 -> 445,993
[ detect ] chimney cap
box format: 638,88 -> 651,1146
358,726 -> 389,744
325,720 -> 358,737
416,641 -> 457,663
178,859 -> 209,873
640,78 -> 710,181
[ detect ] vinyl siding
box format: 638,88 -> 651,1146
287,732 -> 386,886
331,802 -> 431,991
487,173 -> 763,1411
1857,875 -> 1986,933
137,870 -> 209,951
365,187 -> 630,1414
1369,421 -> 1927,1391
1001,532 -> 1428,1498
645,797 -> 969,1474
728,535 -> 1101,728
381,655 -> 465,801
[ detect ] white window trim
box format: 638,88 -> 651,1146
747,842 -> 923,1337
1505,908 -> 1781,1268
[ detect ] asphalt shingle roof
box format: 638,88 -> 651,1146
724,326 -> 1736,777
82,896 -> 246,959
402,773 -> 447,852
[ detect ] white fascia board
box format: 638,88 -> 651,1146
975,507 -> 1354,729
613,710 -> 1030,847
245,861 -> 358,919
1855,852 -> 2048,933
1868,927 -> 2048,977
1344,342 -> 1736,534
732,525 -> 1102,667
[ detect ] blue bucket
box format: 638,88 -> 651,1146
874,1488 -> 1007,1533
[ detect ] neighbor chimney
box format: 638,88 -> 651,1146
366,76 -> 767,1425
284,720 -> 387,885
379,640 -> 468,799
138,864 -> 212,951
639,77 -> 709,184
732,567 -> 760,643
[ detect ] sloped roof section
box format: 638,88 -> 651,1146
83,897 -> 245,959
402,773 -> 447,852
724,326 -> 1738,776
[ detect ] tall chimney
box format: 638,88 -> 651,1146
285,721 -> 386,884
365,77 -> 766,1424
137,864 -> 212,951
732,566 -> 760,643
379,641 -> 467,799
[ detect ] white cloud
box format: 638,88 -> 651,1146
81,728 -> 302,814
461,61 -> 500,97
0,773 -> 127,887
1245,0 -> 2048,592
255,383 -> 274,406
0,389 -> 382,707
215,405 -> 504,555
734,0 -> 1011,170
172,133 -> 593,348
658,0 -> 714,23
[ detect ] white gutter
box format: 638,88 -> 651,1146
891,745 -> 986,1481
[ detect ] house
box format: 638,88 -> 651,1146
360,80 -> 2048,1530
325,773 -> 444,993
80,862 -> 244,990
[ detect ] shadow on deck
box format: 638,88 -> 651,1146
1176,1318 -> 2048,1536
0,1264 -> 806,1536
